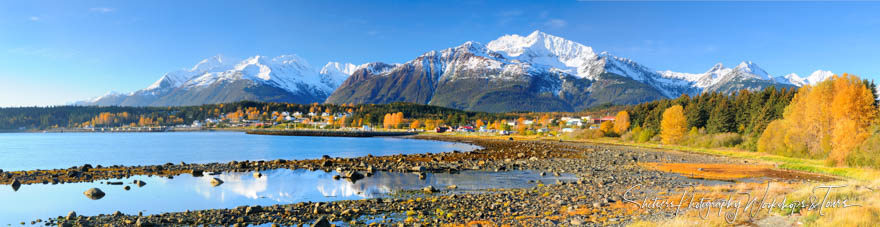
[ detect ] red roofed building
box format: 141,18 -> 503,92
592,116 -> 616,124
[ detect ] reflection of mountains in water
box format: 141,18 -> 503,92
318,170 -> 574,197
188,169 -> 573,203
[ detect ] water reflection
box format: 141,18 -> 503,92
0,169 -> 574,224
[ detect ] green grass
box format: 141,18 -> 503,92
578,137 -> 880,181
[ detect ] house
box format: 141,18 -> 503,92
362,125 -> 372,131
593,116 -> 616,124
561,128 -> 575,133
580,116 -> 592,123
537,128 -> 549,133
562,117 -> 583,127
523,120 -> 534,125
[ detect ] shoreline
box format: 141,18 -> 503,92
246,129 -> 417,137
2,134 -> 840,226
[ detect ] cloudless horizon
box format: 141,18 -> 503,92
1,0 -> 879,107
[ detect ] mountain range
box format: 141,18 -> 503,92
80,30 -> 833,112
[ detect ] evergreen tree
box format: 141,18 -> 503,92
706,97 -> 735,133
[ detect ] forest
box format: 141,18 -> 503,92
607,74 -> 880,168
0,102 -> 512,130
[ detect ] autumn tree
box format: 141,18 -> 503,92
614,111 -> 630,134
410,120 -> 421,129
758,74 -> 877,165
660,105 -> 687,144
516,117 -> 527,134
599,121 -> 615,136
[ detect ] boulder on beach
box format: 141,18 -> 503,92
210,178 -> 224,187
83,188 -> 105,200
312,216 -> 330,227
253,172 -> 262,178
191,169 -> 203,177
11,179 -> 21,191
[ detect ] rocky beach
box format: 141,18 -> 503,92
1,135 -> 835,226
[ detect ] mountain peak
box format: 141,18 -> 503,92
806,70 -> 833,84
191,55 -> 226,71
733,61 -> 770,80
708,63 -> 725,72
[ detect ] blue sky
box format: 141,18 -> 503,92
1,1 -> 879,107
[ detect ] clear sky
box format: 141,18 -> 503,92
1,0 -> 878,107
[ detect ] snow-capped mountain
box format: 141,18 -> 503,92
329,30 -> 806,112
81,30 -> 835,111
79,55 -> 357,106
776,70 -> 834,86
328,30 -> 701,112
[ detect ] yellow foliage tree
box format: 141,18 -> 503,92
614,111 -> 630,134
660,105 -> 687,144
599,121 -> 614,136
758,74 -> 877,165
410,120 -> 421,129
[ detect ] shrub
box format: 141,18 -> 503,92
637,128 -> 655,143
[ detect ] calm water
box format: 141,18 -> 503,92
0,132 -> 479,171
0,169 -> 576,224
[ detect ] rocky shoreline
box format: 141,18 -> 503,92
246,129 -> 417,137
4,135 -> 835,226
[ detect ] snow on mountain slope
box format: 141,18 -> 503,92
659,63 -> 733,88
487,30 -> 603,79
734,61 -> 771,80
777,73 -> 807,86
805,70 -> 834,85
486,30 -> 702,97
81,54 -> 359,106
182,55 -> 335,94
320,62 -> 358,88
144,55 -> 231,93
772,70 -> 833,86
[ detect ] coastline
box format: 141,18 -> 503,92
1,134 -> 841,226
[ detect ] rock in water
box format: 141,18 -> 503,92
245,205 -> 262,215
136,217 -> 149,227
83,188 -> 105,200
210,178 -> 224,187
312,216 -> 330,227
66,211 -> 76,219
253,172 -> 262,178
10,179 -> 21,191
133,180 -> 146,187
422,185 -> 436,193
191,169 -> 204,177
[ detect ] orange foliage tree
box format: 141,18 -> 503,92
758,74 -> 877,165
614,111 -> 630,135
660,105 -> 687,144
